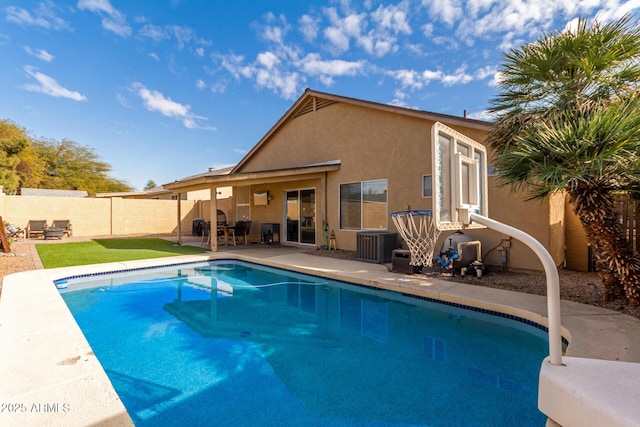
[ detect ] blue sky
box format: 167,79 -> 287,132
1,1 -> 636,191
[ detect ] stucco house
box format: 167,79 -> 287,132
165,88 -> 584,272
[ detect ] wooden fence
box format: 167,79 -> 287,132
615,195 -> 640,254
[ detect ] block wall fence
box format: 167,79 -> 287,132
0,192 -> 233,238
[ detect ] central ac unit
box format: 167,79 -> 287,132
356,231 -> 398,263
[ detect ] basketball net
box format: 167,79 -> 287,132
391,210 -> 441,267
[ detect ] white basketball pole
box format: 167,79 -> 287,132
469,212 -> 563,366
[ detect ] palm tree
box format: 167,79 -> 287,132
487,15 -> 640,305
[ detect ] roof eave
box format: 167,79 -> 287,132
164,161 -> 341,193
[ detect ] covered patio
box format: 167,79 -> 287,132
164,161 -> 341,252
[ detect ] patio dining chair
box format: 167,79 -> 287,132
200,222 -> 211,246
233,220 -> 252,245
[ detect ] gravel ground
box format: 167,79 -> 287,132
0,240 -> 37,291
2,241 -> 639,320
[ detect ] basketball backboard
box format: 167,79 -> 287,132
431,122 -> 488,230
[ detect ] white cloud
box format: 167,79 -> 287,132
196,79 -> 206,90
389,64 -> 477,90
210,81 -> 226,94
261,13 -> 290,44
139,24 -> 165,41
432,35 -> 459,49
257,51 -> 280,69
467,109 -> 496,121
139,23 -> 210,49
6,3 -> 71,30
215,53 -> 253,80
475,64 -> 497,80
168,25 -> 204,49
441,65 -> 473,86
422,69 -> 444,82
211,14 -> 306,99
77,0 -> 131,37
130,82 -> 215,130
324,26 -> 351,52
299,53 -> 365,76
421,0 -> 463,26
299,14 -> 320,42
22,66 -> 86,101
391,69 -> 425,90
320,5 -> 412,57
255,68 -> 301,99
323,8 -> 366,53
417,0 -> 635,51
421,23 -> 434,37
213,50 -> 302,99
371,1 -> 412,35
23,46 -> 54,62
594,0 -> 640,23
148,52 -> 159,61
389,89 -> 410,107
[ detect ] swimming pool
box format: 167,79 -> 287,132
59,259 -> 548,426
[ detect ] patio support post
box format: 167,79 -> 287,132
210,186 -> 218,252
321,172 -> 327,243
176,192 -> 182,245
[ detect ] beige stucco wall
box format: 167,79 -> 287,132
0,194 -> 200,237
239,102 -> 436,249
235,101 -> 562,271
565,197 -> 590,272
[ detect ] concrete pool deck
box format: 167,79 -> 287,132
1,239 -> 640,426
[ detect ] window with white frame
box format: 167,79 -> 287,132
422,175 -> 432,198
339,179 -> 388,230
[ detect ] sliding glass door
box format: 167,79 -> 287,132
285,189 -> 315,244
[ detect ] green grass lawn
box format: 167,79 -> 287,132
36,238 -> 209,268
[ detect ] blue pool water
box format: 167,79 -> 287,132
60,260 -> 548,426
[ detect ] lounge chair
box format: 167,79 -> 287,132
51,220 -> 72,237
26,220 -> 48,239
6,224 -> 24,240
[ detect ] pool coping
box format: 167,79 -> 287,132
1,251 -> 640,426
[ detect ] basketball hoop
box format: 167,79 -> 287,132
391,210 -> 441,267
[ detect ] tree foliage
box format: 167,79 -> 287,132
144,179 -> 158,190
0,118 -> 133,195
0,120 -> 29,193
18,138 -> 133,194
487,15 -> 640,305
